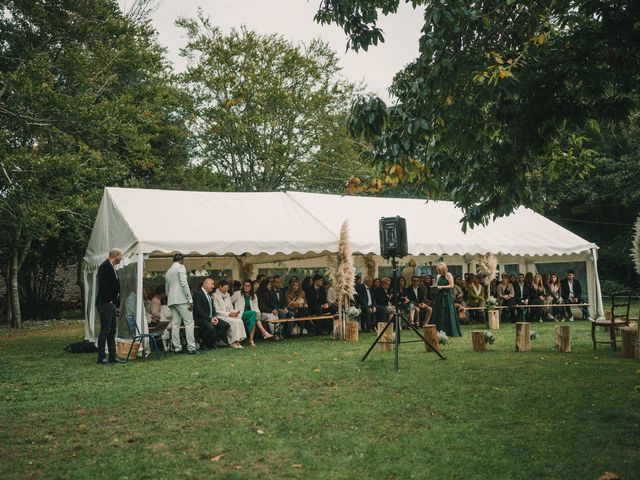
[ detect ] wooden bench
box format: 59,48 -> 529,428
264,314 -> 337,324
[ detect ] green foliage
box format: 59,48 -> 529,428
0,0 -> 190,324
178,13 -> 371,193
1,322 -> 639,478
315,0 -> 640,229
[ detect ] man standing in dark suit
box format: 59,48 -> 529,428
404,276 -> 432,326
560,270 -> 591,321
193,278 -> 230,349
355,276 -> 377,332
96,248 -> 124,365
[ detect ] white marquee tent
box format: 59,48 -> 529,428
83,187 -> 604,340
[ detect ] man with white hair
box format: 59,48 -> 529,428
96,248 -> 124,365
165,253 -> 200,355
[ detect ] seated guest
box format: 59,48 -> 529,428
285,279 -> 309,335
373,277 -> 382,290
212,279 -> 246,349
193,278 -> 230,349
560,270 -> 591,321
148,284 -> 165,327
496,273 -> 516,322
355,276 -> 377,332
272,275 -> 294,338
467,275 -> 486,324
453,277 -> 466,322
301,276 -> 313,292
404,275 -> 432,326
529,273 -> 547,322
304,274 -> 332,334
546,273 -> 564,321
509,274 -> 517,285
374,276 -> 392,323
513,273 -> 530,321
235,279 -> 273,347
256,278 -> 279,337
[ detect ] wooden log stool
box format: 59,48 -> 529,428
377,322 -> 393,352
515,322 -> 531,352
471,330 -> 486,352
621,327 -> 639,359
422,324 -> 439,352
554,325 -> 572,353
345,321 -> 359,342
487,310 -> 500,330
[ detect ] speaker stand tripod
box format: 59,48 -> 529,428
361,256 -> 446,370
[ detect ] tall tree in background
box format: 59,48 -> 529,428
0,0 -> 189,326
178,13 -> 370,193
315,1 -> 640,229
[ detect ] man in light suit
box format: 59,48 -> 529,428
165,253 -> 199,355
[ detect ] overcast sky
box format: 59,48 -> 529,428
122,0 -> 424,102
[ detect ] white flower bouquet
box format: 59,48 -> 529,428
486,296 -> 498,310
347,305 -> 361,320
437,330 -> 448,345
530,330 -> 538,341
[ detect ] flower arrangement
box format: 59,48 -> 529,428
530,330 -> 538,341
483,331 -> 496,345
347,306 -> 361,321
486,296 -> 497,310
437,330 -> 448,345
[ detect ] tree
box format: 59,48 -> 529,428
0,0 -> 190,326
178,13 -> 371,193
315,1 -> 640,228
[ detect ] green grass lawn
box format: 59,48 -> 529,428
1,321 -> 639,480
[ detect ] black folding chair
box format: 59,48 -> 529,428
125,315 -> 165,362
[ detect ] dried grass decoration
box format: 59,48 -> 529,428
478,253 -> 498,287
632,215 -> 640,274
331,220 -> 356,340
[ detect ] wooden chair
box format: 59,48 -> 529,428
591,291 -> 630,350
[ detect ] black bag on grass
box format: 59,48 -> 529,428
64,340 -> 98,353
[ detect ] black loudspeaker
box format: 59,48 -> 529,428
379,216 -> 408,258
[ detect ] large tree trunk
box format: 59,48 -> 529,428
8,237 -> 32,328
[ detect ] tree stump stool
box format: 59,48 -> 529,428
422,324 -> 439,352
377,322 -> 393,352
487,310 -> 500,330
515,322 -> 531,352
471,330 -> 486,352
554,325 -> 571,353
621,327 -> 639,359
345,321 -> 359,342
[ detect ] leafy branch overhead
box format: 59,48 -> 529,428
316,0 -> 640,229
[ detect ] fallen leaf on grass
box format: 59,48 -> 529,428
256,429 -> 264,435
598,471 -> 620,480
314,368 -> 321,373
292,464 -> 303,468
211,453 -> 224,462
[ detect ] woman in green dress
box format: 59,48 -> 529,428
433,262 -> 462,337
235,280 -> 273,347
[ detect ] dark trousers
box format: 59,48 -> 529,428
197,319 -> 230,348
359,305 -> 373,331
562,297 -> 590,319
97,303 -> 117,360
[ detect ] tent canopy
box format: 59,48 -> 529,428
84,187 -> 597,267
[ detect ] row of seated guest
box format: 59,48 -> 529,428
354,275 -> 436,333
456,270 -> 591,323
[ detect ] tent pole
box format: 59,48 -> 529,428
135,253 -> 145,339
591,248 -> 605,320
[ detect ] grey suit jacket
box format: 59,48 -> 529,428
165,262 -> 192,306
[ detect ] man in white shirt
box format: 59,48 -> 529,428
355,277 -> 377,332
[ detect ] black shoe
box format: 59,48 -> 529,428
108,358 -> 127,364
97,358 -> 108,365
187,350 -> 201,356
